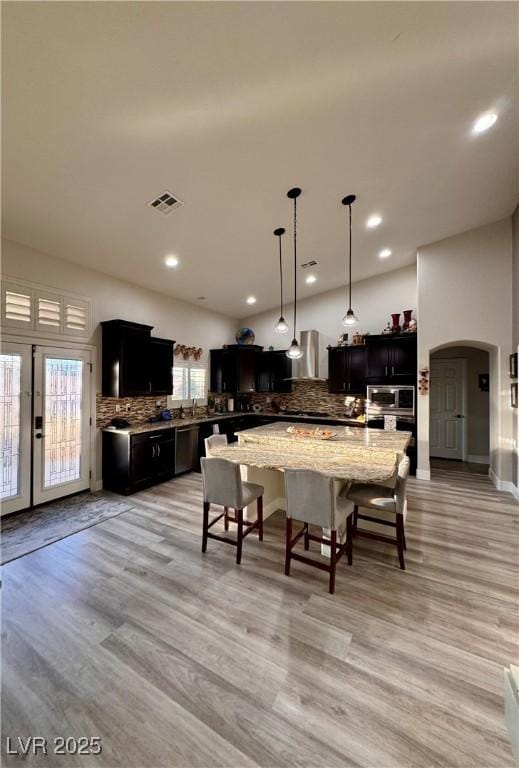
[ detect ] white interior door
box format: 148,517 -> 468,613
0,342 -> 32,515
430,358 -> 466,460
33,346 -> 91,506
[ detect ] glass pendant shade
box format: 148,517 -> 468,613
286,338 -> 304,359
275,316 -> 289,333
342,309 -> 358,327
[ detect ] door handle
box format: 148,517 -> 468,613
391,366 -> 395,376
157,444 -> 161,457
456,414 -> 465,418
35,433 -> 44,439
385,366 -> 388,377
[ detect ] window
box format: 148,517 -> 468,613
2,279 -> 90,339
171,361 -> 207,405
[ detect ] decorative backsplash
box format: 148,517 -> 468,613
249,380 -> 365,417
96,381 -> 364,429
96,395 -> 169,428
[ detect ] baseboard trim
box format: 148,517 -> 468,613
467,454 -> 490,464
489,468 -> 519,499
416,469 -> 431,481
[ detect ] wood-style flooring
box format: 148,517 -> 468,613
1,469 -> 518,767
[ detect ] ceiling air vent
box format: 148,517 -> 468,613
301,260 -> 318,269
148,191 -> 184,215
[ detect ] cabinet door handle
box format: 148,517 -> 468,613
149,381 -> 152,393
385,366 -> 388,377
157,444 -> 161,457
391,365 -> 395,376
152,444 -> 156,458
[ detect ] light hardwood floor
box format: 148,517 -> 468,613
1,469 -> 517,767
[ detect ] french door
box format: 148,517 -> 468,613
0,343 -> 91,515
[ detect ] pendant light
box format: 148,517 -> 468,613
273,227 -> 288,333
341,194 -> 358,327
286,187 -> 304,359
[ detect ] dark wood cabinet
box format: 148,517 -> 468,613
328,346 -> 366,394
365,335 -> 417,384
103,429 -> 176,494
101,320 -> 174,397
149,337 -> 174,395
210,345 -> 263,394
255,351 -> 292,393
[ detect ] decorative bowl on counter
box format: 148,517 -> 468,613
286,426 -> 337,440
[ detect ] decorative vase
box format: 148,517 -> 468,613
391,313 -> 401,333
403,310 -> 413,331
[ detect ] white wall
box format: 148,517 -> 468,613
241,265 -> 417,378
1,238 -> 237,483
416,218 -> 514,486
512,205 -> 519,491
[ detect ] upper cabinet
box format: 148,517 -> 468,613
328,346 -> 366,394
210,345 -> 261,394
365,335 -> 417,384
102,320 -> 174,397
255,350 -> 292,393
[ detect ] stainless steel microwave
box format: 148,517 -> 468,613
366,385 -> 415,415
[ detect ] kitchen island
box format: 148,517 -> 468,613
210,420 -> 411,519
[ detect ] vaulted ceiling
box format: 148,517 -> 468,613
2,2 -> 517,318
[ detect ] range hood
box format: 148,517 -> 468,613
291,330 -> 325,380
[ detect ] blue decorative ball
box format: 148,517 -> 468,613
235,327 -> 255,345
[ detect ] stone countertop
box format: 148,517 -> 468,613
210,440 -> 400,483
101,412 -> 366,435
236,421 -> 411,452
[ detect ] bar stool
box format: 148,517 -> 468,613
284,469 -> 354,594
205,434 -> 230,529
200,457 -> 264,564
346,456 -> 410,570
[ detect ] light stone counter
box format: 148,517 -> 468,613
210,420 -> 411,557
235,421 -> 411,453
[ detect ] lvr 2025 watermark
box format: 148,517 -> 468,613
6,736 -> 102,756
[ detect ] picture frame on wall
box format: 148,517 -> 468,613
510,352 -> 518,379
512,382 -> 518,409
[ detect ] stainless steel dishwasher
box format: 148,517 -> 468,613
175,425 -> 200,475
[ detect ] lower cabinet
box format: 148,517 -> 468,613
103,429 -> 175,495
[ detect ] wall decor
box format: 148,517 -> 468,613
402,309 -> 413,331
419,366 -> 429,395
390,313 -> 401,333
235,327 -> 256,345
174,344 -> 203,360
511,382 -> 518,409
478,373 -> 489,392
510,352 -> 518,378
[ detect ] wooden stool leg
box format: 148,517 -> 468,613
285,517 -> 292,576
403,529 -> 407,550
304,522 -> 310,550
236,509 -> 244,565
202,502 -> 210,553
224,506 -> 229,531
396,515 -> 406,570
257,496 -> 263,541
353,505 -> 358,534
346,514 -> 353,565
329,530 -> 337,594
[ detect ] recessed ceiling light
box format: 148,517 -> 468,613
305,274 -> 317,284
246,296 -> 257,305
472,112 -> 498,135
379,248 -> 392,259
366,214 -> 382,229
164,255 -> 179,268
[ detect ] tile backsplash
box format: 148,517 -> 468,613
97,380 -> 364,429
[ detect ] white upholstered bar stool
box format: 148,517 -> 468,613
346,456 -> 410,570
284,469 -> 355,594
200,457 -> 264,564
204,434 -> 230,530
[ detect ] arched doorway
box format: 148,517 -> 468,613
429,343 -> 490,475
